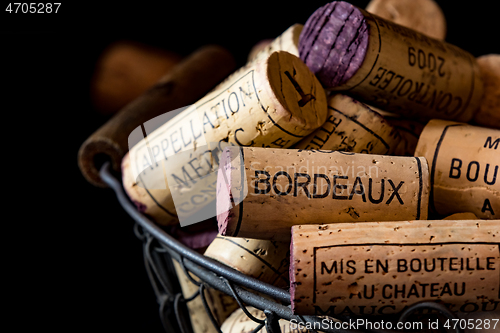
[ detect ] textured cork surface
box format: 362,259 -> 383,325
290,220 -> 500,315
414,119 -> 499,219
294,94 -> 401,155
365,0 -> 446,40
299,1 -> 369,89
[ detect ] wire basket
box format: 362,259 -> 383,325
99,161 -> 464,333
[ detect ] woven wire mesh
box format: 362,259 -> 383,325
99,162 -> 463,333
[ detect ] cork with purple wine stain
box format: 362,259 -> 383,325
299,1 -> 369,90
299,1 -> 483,122
216,146 -> 430,242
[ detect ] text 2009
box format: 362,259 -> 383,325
6,3 -> 61,13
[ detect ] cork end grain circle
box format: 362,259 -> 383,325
266,51 -> 327,131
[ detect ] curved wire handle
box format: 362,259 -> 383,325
223,278 -> 266,325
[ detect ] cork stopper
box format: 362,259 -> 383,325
248,24 -> 303,63
217,146 -> 430,241
247,39 -> 273,61
474,54 -> 500,129
290,220 -> 500,315
293,94 -> 401,155
124,51 -> 327,226
216,147 -> 241,236
414,119 -> 499,219
172,260 -> 238,332
204,235 -> 290,288
442,212 -> 478,220
297,1 -> 483,122
299,1 -> 369,89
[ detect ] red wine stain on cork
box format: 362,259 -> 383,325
299,1 -> 369,89
290,229 -> 297,312
132,200 -> 147,213
217,149 -> 233,236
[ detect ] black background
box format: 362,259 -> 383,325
2,1 -> 498,332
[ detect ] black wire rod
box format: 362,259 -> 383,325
100,162 -> 464,333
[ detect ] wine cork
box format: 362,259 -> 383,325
217,146 -> 429,241
79,45 -> 236,187
473,54 -> 500,129
365,0 -> 446,40
204,235 -> 290,289
414,119 -> 499,219
172,260 -> 238,333
91,41 -> 182,114
220,307 -> 267,333
123,51 -> 327,226
293,94 -> 401,155
248,24 -> 303,63
220,306 -> 328,333
290,220 -> 500,316
299,1 -> 483,122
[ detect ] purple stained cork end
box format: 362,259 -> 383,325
299,1 -> 369,89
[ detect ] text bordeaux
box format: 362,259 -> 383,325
253,170 -> 405,205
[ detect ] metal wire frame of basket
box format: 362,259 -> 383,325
99,161 -> 464,333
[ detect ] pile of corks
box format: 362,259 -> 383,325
84,0 -> 499,332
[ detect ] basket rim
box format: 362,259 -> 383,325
99,161 -> 463,333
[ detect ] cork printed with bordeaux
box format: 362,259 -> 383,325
217,146 -> 429,241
